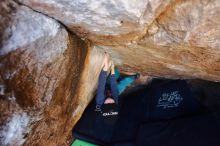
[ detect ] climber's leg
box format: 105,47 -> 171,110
112,67 -> 139,94
117,75 -> 138,94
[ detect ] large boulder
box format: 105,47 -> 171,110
17,0 -> 172,44
100,0 -> 220,81
17,0 -> 220,81
1,0 -> 220,145
0,1 -> 88,145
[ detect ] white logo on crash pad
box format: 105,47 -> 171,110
157,91 -> 183,109
102,111 -> 118,116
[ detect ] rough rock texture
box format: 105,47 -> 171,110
98,0 -> 220,81
0,1 -> 88,145
17,0 -> 220,81
1,0 -> 220,145
66,46 -> 107,132
17,0 -> 172,43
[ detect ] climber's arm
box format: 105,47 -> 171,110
110,64 -> 119,104
95,70 -> 108,107
95,53 -> 111,107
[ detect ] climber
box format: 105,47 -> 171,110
95,53 -> 139,111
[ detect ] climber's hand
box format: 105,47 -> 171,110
103,53 -> 110,71
111,61 -> 115,74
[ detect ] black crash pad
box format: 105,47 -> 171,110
143,80 -> 202,122
73,100 -> 119,145
73,79 -> 219,146
136,113 -> 220,146
112,85 -> 149,143
112,80 -> 202,143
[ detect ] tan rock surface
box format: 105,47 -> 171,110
17,0 -> 172,44
0,1 -> 88,145
17,0 -> 220,81
1,0 -> 220,145
96,0 -> 220,81
66,46 -> 106,132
